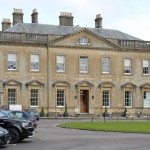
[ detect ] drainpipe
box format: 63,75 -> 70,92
46,43 -> 50,117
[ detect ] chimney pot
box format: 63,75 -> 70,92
59,12 -> 74,26
31,8 -> 38,23
95,14 -> 102,28
2,18 -> 11,31
12,8 -> 23,26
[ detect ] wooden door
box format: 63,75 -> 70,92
80,90 -> 89,113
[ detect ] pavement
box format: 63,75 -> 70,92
4,119 -> 150,150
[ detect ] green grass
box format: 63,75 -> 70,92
59,122 -> 150,133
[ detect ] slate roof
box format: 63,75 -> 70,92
6,23 -> 141,40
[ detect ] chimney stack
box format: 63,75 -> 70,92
12,8 -> 23,26
2,18 -> 11,31
95,14 -> 102,28
59,12 -> 74,26
31,9 -> 38,23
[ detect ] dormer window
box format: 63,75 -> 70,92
77,37 -> 90,45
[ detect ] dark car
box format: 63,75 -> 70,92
12,111 -> 37,129
0,111 -> 34,144
0,110 -> 17,118
0,126 -> 10,145
27,109 -> 40,121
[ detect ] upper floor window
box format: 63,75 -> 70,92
143,60 -> 149,75
124,59 -> 131,75
77,37 -> 90,45
124,91 -> 132,107
7,53 -> 17,70
80,56 -> 88,73
56,55 -> 65,72
102,57 -> 110,74
30,54 -> 39,71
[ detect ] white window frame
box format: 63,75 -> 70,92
143,60 -> 149,75
124,91 -> 132,108
102,57 -> 110,74
7,53 -> 17,71
144,91 -> 150,108
30,54 -> 40,71
57,89 -> 65,107
30,89 -> 39,107
124,59 -> 131,75
77,37 -> 90,45
80,56 -> 88,73
56,55 -> 65,73
102,90 -> 110,107
8,89 -> 16,105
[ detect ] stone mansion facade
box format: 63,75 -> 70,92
0,8 -> 150,116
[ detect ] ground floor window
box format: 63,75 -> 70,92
102,90 -> 110,107
144,91 -> 150,108
30,89 -> 39,107
8,89 -> 16,105
57,89 -> 65,107
125,91 -> 132,107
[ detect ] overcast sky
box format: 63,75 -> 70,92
1,0 -> 150,40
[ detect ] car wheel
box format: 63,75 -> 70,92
8,128 -> 20,144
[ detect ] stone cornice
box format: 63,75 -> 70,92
0,40 -> 150,53
0,41 -> 47,47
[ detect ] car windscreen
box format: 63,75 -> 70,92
0,111 -> 6,118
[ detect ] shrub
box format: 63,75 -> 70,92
103,106 -> 108,117
63,103 -> 69,117
40,106 -> 45,117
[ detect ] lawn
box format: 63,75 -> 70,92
59,122 -> 150,133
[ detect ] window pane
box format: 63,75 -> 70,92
8,89 -> 16,105
124,59 -> 131,74
80,57 -> 88,73
57,90 -> 65,106
144,92 -> 150,108
57,55 -> 65,72
143,60 -> 149,75
102,91 -> 110,107
125,91 -> 132,107
102,57 -> 110,73
30,89 -> 38,106
8,54 -> 17,70
77,37 -> 90,45
30,54 -> 39,71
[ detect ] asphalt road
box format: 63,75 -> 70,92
2,119 -> 150,150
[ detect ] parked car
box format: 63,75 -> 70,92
27,109 -> 40,121
0,110 -> 17,118
0,111 -> 34,144
12,111 -> 37,129
0,126 -> 10,145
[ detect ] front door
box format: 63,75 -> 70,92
80,90 -> 89,113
